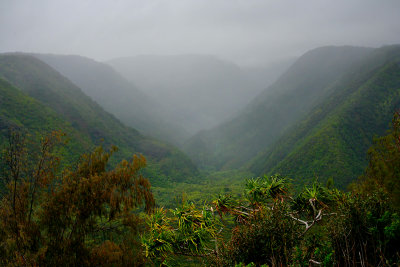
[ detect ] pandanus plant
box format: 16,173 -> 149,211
245,175 -> 290,205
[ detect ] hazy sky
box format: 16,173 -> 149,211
1,0 -> 400,66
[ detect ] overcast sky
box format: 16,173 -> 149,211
1,0 -> 400,66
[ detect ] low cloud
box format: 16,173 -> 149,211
1,0 -> 399,66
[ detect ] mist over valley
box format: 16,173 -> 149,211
1,1 -> 400,265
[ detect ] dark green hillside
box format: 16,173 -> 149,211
33,54 -> 188,146
0,54 -> 197,183
250,45 -> 400,188
184,46 -> 373,170
0,77 -> 92,163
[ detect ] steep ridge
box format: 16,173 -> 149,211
184,46 -> 373,170
0,77 -> 92,164
0,54 -> 197,184
250,45 -> 400,188
33,54 -> 188,146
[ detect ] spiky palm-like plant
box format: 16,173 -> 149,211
245,175 -> 290,205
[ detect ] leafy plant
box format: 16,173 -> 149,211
142,199 -> 220,265
0,130 -> 154,266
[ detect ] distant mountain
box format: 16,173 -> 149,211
108,54 -> 282,134
184,46 -> 374,170
0,54 -> 198,184
249,45 -> 400,188
33,54 -> 188,146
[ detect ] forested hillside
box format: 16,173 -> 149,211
184,46 -> 373,170
0,54 -> 197,184
33,54 -> 188,146
250,45 -> 400,188
0,77 -> 91,164
2,1 -> 400,265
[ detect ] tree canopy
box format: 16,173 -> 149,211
0,130 -> 154,266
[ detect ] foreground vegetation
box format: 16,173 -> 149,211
1,112 -> 400,266
0,131 -> 154,265
143,112 -> 400,266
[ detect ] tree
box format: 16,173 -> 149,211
326,190 -> 400,266
356,111 -> 400,208
141,200 -> 220,266
0,130 -> 154,266
332,111 -> 400,266
210,177 -> 335,266
140,113 -> 400,266
143,175 -> 334,266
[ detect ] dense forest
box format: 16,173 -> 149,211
1,44 -> 400,265
0,112 -> 399,265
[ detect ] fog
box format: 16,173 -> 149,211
1,0 -> 400,145
1,0 -> 400,67
107,54 -> 294,134
1,0 -> 400,186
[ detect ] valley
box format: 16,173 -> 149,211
1,32 -> 400,267
2,1 -> 400,265
2,45 -> 400,201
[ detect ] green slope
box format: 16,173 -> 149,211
0,54 -> 197,184
33,54 -> 189,146
250,45 -> 400,188
184,46 -> 373,170
0,77 -> 92,164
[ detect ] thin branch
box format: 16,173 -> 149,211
289,213 -> 310,228
309,259 -> 322,265
289,198 -> 324,235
